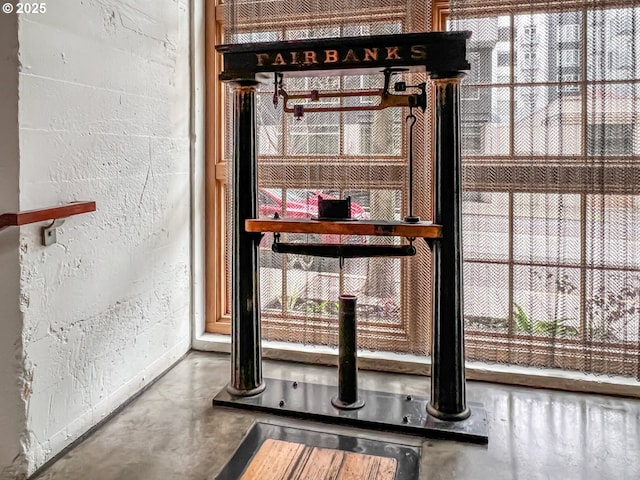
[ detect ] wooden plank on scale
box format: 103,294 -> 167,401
245,217 -> 442,238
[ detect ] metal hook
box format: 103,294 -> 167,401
273,73 -> 282,107
404,108 -> 420,223
406,109 -> 417,130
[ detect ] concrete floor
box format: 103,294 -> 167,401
34,351 -> 640,480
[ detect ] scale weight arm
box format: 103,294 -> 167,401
271,240 -> 416,259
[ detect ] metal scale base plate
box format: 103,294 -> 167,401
213,378 -> 488,444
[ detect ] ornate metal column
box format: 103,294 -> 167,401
228,79 -> 265,396
428,72 -> 470,420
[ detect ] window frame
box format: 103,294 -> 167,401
205,0 -> 640,379
559,72 -> 580,93
205,0 -> 230,333
206,2 -> 434,339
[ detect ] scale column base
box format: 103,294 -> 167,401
331,396 -> 366,410
226,382 -> 266,398
426,403 -> 471,421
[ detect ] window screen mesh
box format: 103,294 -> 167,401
222,1 -> 432,354
452,2 -> 640,379
222,0 -> 640,380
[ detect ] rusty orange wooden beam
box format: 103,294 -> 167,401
0,201 -> 96,230
245,217 -> 442,238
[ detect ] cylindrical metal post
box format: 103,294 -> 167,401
228,79 -> 265,397
428,72 -> 470,421
331,295 -> 365,409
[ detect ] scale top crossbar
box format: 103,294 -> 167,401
246,218 -> 442,238
216,31 -> 471,80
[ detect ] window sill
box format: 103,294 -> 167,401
193,332 -> 640,399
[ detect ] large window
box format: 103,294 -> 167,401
208,1 -> 432,353
452,5 -> 640,378
208,1 -> 640,380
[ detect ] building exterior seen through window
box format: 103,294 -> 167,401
451,6 -> 640,375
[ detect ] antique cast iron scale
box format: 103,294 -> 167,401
212,31 -> 489,443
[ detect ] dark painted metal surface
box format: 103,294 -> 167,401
429,73 -> 469,420
213,378 -> 488,444
216,31 -> 471,81
228,80 -> 264,397
272,242 -> 416,258
215,422 -> 421,480
317,196 -> 351,220
404,110 -> 420,223
332,296 -> 365,410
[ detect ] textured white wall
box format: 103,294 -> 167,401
15,0 -> 192,473
0,11 -> 26,480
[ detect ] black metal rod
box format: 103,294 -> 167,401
272,243 -> 416,259
331,295 -> 364,409
228,80 -> 265,397
408,113 -> 415,217
405,111 -> 420,223
427,72 -> 470,421
339,295 -> 357,403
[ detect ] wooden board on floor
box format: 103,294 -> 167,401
241,438 -> 397,480
214,422 -> 420,480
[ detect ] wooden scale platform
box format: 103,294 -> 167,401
246,218 -> 441,239
212,30 -> 489,444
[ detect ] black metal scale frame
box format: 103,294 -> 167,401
213,31 -> 489,443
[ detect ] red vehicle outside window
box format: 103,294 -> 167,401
257,188 -> 368,270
